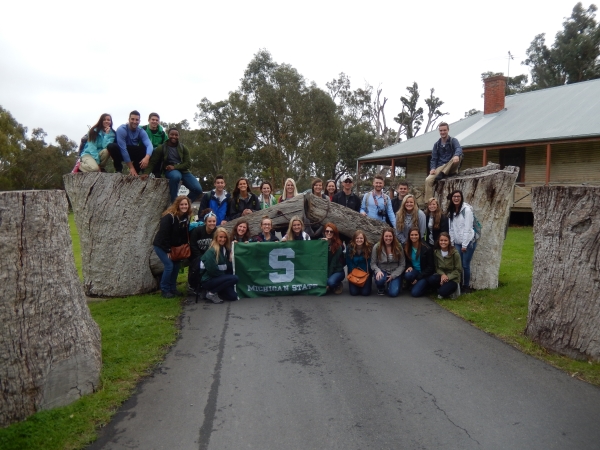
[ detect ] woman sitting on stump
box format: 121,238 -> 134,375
152,196 -> 192,298
403,227 -> 435,297
427,232 -> 462,299
201,227 -> 239,304
79,113 -> 115,173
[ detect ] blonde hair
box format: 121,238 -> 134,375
285,215 -> 304,240
427,197 -> 442,229
395,194 -> 418,232
209,227 -> 230,264
282,178 -> 298,199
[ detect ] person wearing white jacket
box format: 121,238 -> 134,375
447,190 -> 477,293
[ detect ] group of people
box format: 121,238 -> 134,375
76,111 -> 204,203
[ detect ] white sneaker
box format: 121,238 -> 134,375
206,291 -> 223,304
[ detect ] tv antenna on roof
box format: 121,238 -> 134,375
507,51 -> 514,79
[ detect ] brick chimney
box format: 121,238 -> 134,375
483,74 -> 506,115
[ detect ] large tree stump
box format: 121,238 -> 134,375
223,194 -> 388,243
525,186 -> 600,361
435,163 -> 520,290
63,173 -> 170,297
0,190 -> 101,427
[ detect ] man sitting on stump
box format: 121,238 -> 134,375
108,110 -> 154,176
424,122 -> 463,200
141,112 -> 168,178
144,128 -> 203,202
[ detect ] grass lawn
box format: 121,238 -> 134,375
1,223 -> 598,449
437,226 -> 600,385
0,215 -> 183,450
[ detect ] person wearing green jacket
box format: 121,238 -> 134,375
200,227 -> 239,304
141,113 -> 167,178
427,232 -> 463,298
144,128 -> 203,202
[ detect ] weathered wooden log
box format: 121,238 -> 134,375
0,190 -> 101,427
63,173 -> 170,297
435,163 -> 519,290
525,186 -> 600,361
223,194 -> 388,243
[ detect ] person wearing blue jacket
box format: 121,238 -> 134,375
80,113 -> 115,172
107,110 -> 154,176
199,175 -> 230,225
346,230 -> 372,296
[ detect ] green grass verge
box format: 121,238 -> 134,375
0,215 -> 183,450
436,226 -> 600,385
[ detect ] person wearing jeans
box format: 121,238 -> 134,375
324,223 -> 346,294
143,128 -> 203,202
371,228 -> 405,297
346,230 -> 373,296
403,227 -> 435,297
447,189 -> 477,293
427,232 -> 462,299
200,227 -> 239,303
152,196 -> 192,298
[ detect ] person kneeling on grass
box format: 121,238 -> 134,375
403,227 -> 435,297
371,228 -> 405,297
200,227 -> 239,304
324,223 -> 346,294
427,232 -> 462,299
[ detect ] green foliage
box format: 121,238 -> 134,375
0,106 -> 77,190
437,227 -> 600,386
523,2 -> 600,88
394,82 -> 423,140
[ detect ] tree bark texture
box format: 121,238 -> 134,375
525,186 -> 600,361
0,190 -> 101,428
223,194 -> 389,244
435,163 -> 520,290
63,173 -> 170,297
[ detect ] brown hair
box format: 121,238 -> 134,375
435,231 -> 456,255
230,218 -> 251,242
348,230 -> 372,260
162,195 -> 193,219
404,227 -> 422,259
377,228 -> 403,261
427,197 -> 442,229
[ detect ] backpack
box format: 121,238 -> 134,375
461,208 -> 482,242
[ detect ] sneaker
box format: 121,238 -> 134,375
162,291 -> 175,299
377,289 -> 385,296
206,291 -> 223,304
334,284 -> 343,294
450,285 -> 461,299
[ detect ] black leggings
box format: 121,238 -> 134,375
427,273 -> 459,298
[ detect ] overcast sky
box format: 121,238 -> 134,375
0,0 -> 573,146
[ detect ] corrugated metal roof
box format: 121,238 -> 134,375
359,78 -> 600,162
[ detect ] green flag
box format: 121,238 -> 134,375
233,240 -> 328,298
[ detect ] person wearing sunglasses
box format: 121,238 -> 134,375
332,175 -> 360,212
324,223 -> 346,294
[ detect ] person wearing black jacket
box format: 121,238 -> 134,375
332,175 -> 361,212
152,196 -> 192,298
228,177 -> 260,220
403,227 -> 435,297
423,197 -> 449,246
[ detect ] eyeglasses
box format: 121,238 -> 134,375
452,195 -> 462,199
324,230 -> 334,234
343,180 -> 353,183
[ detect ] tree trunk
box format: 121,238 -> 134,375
223,194 -> 389,244
63,173 -> 170,297
525,186 -> 600,361
0,190 -> 101,428
435,163 -> 520,290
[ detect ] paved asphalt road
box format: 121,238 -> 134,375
89,292 -> 600,450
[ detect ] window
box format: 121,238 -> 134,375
500,148 -> 525,182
